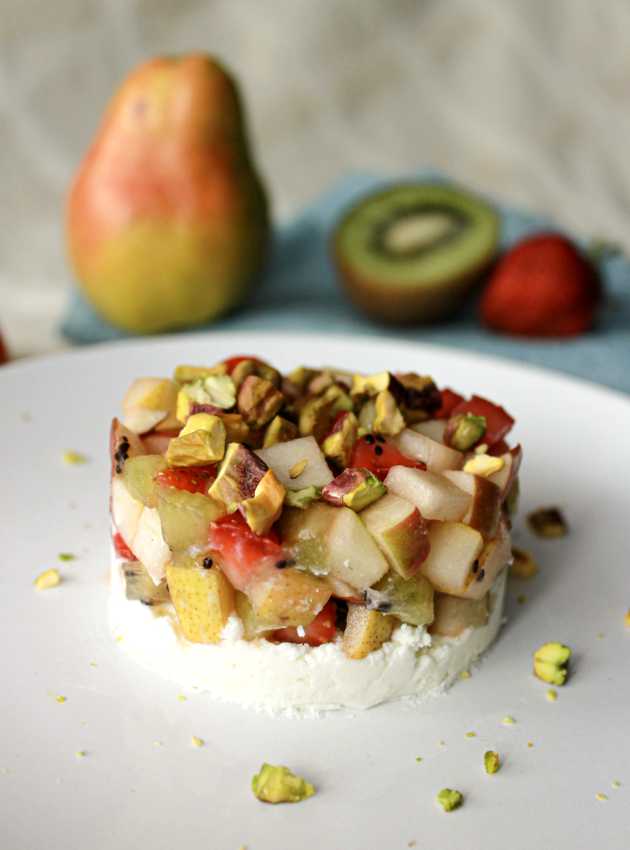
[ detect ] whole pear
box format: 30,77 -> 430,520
66,54 -> 270,333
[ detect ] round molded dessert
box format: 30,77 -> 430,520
109,551 -> 508,715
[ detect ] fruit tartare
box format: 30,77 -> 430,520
109,355 -> 520,713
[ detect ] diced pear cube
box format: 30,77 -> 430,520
166,560 -> 235,643
342,604 -> 395,659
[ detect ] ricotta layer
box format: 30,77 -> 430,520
109,555 -> 507,715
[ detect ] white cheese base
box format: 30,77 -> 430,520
109,555 -> 507,716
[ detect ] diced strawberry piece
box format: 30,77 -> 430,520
113,532 -> 137,561
209,514 -> 284,592
155,465 -> 216,494
435,388 -> 464,419
272,600 -> 337,646
450,395 -> 514,447
350,436 -> 426,481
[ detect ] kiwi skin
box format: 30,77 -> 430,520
331,185 -> 499,325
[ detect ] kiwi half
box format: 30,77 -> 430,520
332,183 -> 499,324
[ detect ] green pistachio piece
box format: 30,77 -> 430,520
284,485 -> 322,509
527,507 -> 568,538
373,390 -> 405,437
165,415 -> 226,467
322,411 -> 359,467
286,366 -> 317,391
351,371 -> 392,397
202,374 -> 236,409
436,788 -> 463,812
446,413 -> 487,451
533,642 -> 571,685
298,385 -> 352,441
262,415 -> 299,448
321,467 -> 386,512
173,363 -> 227,383
484,751 -> 501,775
251,763 -> 315,804
208,443 -> 268,511
240,469 -> 286,535
237,376 -> 285,428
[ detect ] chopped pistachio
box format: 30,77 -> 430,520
75,750 -> 87,759
415,756 -> 423,763
251,763 -> 315,804
527,507 -> 568,539
546,689 -> 558,702
527,741 -> 535,749
474,443 -> 489,454
240,470 -> 286,535
395,373 -> 440,417
284,486 -> 321,509
510,547 -> 539,579
191,736 -> 204,748
459,670 -> 471,680
286,366 -> 317,391
533,642 -> 571,686
484,750 -> 501,774
595,792 -> 608,801
55,695 -> 67,704
463,454 -> 504,477
288,459 -> 308,480
203,374 -> 236,409
177,694 -> 187,702
63,450 -> 87,465
322,411 -> 359,468
502,715 -> 516,725
208,443 -> 268,512
351,371 -> 392,397
219,413 -> 251,445
436,788 -> 463,812
624,609 -> 630,628
445,413 -> 486,451
299,385 -> 351,441
307,369 -> 336,396
322,468 -> 386,511
34,568 -> 61,590
612,780 -> 621,789
166,415 -> 226,466
262,416 -> 299,448
237,376 -> 284,428
174,364 -> 226,383
465,731 -> 477,738
373,390 -> 405,437
230,358 -> 258,388
58,553 -> 76,562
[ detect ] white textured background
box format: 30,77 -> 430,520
2,0 -> 630,356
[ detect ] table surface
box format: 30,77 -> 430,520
3,0 -> 630,358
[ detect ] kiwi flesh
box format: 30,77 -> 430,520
332,183 -> 499,324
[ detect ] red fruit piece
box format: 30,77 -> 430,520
450,395 -> 514,447
155,465 -> 216,494
435,388 -> 464,420
480,233 -> 601,337
209,514 -> 284,592
0,333 -> 8,364
350,436 -> 426,481
272,600 -> 337,646
113,532 -> 137,561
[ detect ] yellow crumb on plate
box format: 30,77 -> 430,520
465,731 -> 477,738
546,689 -> 558,702
191,736 -> 204,748
624,609 -> 630,628
527,741 -> 535,748
595,792 -> 608,801
63,450 -> 88,465
34,568 -> 61,590
55,695 -> 67,704
510,547 -> 539,579
115,635 -> 124,643
75,750 -> 87,759
611,780 -> 621,789
459,670 -> 471,680
502,715 -> 516,725
58,553 -> 76,562
177,694 -> 187,702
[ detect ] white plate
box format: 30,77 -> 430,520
1,332 -> 629,850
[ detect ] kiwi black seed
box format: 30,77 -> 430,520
332,183 -> 499,324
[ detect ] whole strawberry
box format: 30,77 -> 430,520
480,233 -> 602,337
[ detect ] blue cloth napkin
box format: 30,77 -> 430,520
61,172 -> 630,394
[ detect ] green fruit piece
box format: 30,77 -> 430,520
122,561 -> 170,605
365,570 -> 434,627
122,455 -> 167,507
251,763 -> 315,804
156,486 -> 225,551
333,183 -> 499,324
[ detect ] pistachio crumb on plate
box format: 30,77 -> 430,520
191,736 -> 204,748
533,642 -> 571,686
34,568 -> 61,590
63,450 -> 88,465
527,506 -> 568,539
436,788 -> 463,812
510,547 -> 539,579
502,715 -> 516,725
484,750 -> 501,774
251,763 -> 315,804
